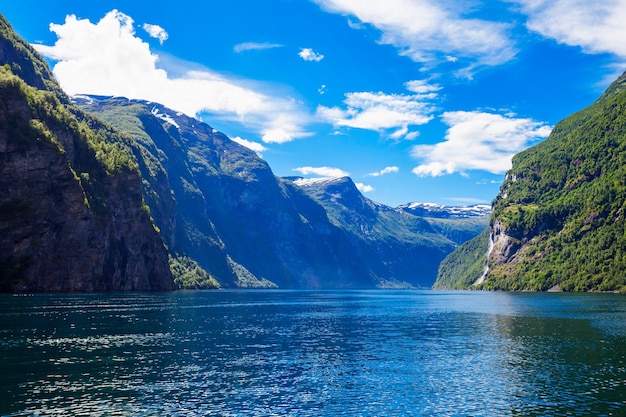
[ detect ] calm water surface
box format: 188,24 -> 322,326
0,290 -> 625,416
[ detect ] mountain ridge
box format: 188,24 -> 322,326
78,95 -> 488,289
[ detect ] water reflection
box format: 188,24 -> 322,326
0,291 -> 625,416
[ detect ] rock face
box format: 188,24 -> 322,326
0,17 -> 173,292
435,71 -> 626,292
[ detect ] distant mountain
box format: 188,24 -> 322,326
0,15 -> 173,291
292,176 -> 462,287
398,202 -> 491,219
435,71 -> 626,292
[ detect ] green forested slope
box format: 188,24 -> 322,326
436,71 -> 626,292
433,228 -> 489,290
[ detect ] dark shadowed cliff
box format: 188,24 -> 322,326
0,15 -> 173,291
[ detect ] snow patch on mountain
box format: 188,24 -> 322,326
151,106 -> 180,128
399,202 -> 491,218
292,176 -> 347,187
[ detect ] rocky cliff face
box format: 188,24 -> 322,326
0,18 -> 173,292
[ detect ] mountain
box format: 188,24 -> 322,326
79,98 -> 487,288
435,71 -> 626,292
0,12 -> 487,291
0,15 -> 173,291
80,95 -> 397,289
292,176 -> 476,287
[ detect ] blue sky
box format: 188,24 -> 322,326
2,0 -> 625,206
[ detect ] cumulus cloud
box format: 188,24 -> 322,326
33,10 -> 311,144
234,41 -> 283,53
316,81 -> 438,139
299,47 -> 325,62
312,0 -> 516,74
293,166 -> 350,177
515,0 -> 626,58
232,136 -> 267,155
367,166 -> 399,177
142,23 -> 168,44
355,183 -> 375,193
411,111 -> 552,176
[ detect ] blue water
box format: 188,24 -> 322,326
1,290 -> 625,416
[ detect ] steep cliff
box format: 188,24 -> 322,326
435,71 -> 626,292
0,17 -> 173,292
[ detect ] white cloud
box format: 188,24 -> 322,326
515,0 -> 626,58
33,10 -> 311,144
299,47 -> 325,62
312,0 -> 516,74
142,23 -> 168,45
234,42 -> 283,53
405,79 -> 441,94
232,136 -> 267,154
356,182 -> 375,193
411,111 -> 552,176
316,87 -> 436,139
293,166 -> 350,177
367,166 -> 399,177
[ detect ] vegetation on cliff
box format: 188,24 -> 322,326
0,16 -> 173,291
435,72 -> 626,292
433,228 -> 489,290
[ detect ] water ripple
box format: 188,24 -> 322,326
1,290 -> 625,416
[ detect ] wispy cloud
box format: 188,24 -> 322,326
234,41 -> 283,53
312,0 -> 516,75
299,47 -> 324,62
444,197 -> 491,205
293,166 -> 349,177
34,10 -> 311,144
405,79 -> 441,94
411,111 -> 552,176
367,166 -> 399,177
316,80 -> 438,140
515,0 -> 626,58
142,23 -> 168,44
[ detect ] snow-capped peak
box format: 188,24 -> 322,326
398,202 -> 491,218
